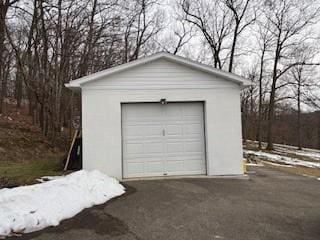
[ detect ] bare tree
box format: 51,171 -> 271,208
263,0 -> 320,150
5,0 -> 123,142
241,68 -> 258,142
3,0 -> 165,142
159,20 -> 193,55
0,0 -> 20,113
180,0 -> 232,69
122,0 -> 163,62
224,0 -> 256,72
289,45 -> 318,149
255,21 -> 272,149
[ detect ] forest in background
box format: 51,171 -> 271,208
0,0 -> 320,150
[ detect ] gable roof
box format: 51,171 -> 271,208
65,52 -> 252,89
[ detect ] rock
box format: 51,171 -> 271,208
0,176 -> 19,188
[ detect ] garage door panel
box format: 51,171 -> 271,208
145,125 -> 163,137
122,102 -> 206,178
184,123 -> 203,135
146,161 -> 164,173
165,124 -> 183,136
185,141 -> 204,153
183,104 -> 203,115
185,160 -> 206,171
123,104 -> 162,117
125,143 -> 144,154
166,160 -> 184,172
144,142 -> 164,154
126,162 -> 144,175
165,105 -> 183,118
166,142 -> 184,153
124,126 -> 144,137
125,158 -> 165,177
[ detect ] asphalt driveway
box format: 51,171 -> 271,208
11,166 -> 320,240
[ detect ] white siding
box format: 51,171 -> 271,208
81,58 -> 243,179
83,59 -> 236,90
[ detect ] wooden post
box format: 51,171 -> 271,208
64,129 -> 78,171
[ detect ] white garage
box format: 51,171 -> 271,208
66,52 -> 250,180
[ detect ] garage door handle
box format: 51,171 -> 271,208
162,129 -> 165,136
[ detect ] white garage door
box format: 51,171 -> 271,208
122,102 -> 206,178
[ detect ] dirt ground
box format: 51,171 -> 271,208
0,102 -> 66,187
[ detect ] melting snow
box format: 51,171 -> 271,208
246,162 -> 264,167
273,146 -> 320,162
245,140 -> 320,161
260,161 -> 294,168
0,170 -> 125,237
36,176 -> 63,183
244,150 -> 320,168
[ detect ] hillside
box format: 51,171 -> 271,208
0,102 -> 66,188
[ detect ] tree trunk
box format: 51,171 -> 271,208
266,79 -> 276,150
318,112 -> 320,150
229,23 -> 239,73
297,79 -> 302,150
15,64 -> 23,108
266,41 -> 281,150
0,4 -> 9,113
257,49 -> 265,149
242,110 -> 247,143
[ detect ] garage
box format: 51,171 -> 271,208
122,102 -> 206,178
66,52 -> 251,179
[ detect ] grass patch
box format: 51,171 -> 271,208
263,162 -> 320,178
0,155 -> 66,186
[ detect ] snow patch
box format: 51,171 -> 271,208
246,162 -> 264,167
261,161 -> 294,168
0,170 -> 125,237
244,150 -> 320,168
36,176 -> 63,183
245,140 -> 320,161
